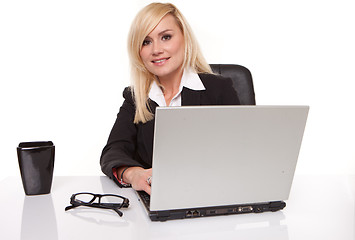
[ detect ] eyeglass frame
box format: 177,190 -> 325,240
65,192 -> 129,217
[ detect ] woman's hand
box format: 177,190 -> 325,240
122,167 -> 152,195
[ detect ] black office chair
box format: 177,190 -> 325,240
210,64 -> 256,105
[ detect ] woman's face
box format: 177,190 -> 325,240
140,14 -> 185,81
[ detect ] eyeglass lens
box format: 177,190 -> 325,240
74,193 -> 125,205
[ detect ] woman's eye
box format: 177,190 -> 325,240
162,34 -> 172,41
142,40 -> 151,46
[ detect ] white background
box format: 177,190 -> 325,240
1,0 -> 354,181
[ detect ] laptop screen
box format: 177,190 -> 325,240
149,106 -> 309,211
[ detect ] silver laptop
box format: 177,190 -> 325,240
137,105 -> 309,221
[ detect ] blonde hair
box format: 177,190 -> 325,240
127,2 -> 212,124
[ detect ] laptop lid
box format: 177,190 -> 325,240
149,106 -> 309,211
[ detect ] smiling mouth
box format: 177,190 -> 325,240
152,57 -> 170,63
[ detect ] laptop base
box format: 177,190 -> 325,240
137,191 -> 286,222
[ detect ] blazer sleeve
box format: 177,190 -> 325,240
100,87 -> 145,184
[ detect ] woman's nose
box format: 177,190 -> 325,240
152,42 -> 163,55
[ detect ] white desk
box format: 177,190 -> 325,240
1,175 -> 354,240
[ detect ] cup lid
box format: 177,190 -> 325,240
18,141 -> 54,148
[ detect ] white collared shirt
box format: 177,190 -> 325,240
148,68 -> 206,107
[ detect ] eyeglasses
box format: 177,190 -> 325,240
65,192 -> 129,217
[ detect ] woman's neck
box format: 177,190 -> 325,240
158,68 -> 184,104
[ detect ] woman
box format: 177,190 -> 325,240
100,2 -> 240,195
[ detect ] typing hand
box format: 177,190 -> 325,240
124,167 -> 152,195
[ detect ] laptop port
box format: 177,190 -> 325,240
186,211 -> 193,217
238,206 -> 253,213
254,206 -> 263,213
186,210 -> 200,218
208,210 -> 216,215
192,210 -> 200,217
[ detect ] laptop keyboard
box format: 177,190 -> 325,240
137,191 -> 150,208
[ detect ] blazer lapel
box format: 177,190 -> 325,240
181,87 -> 203,106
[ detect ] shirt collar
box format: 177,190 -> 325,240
148,68 -> 205,106
180,68 -> 206,91
149,80 -> 165,106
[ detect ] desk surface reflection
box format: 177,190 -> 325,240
0,175 -> 354,240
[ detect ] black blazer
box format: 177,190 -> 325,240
100,73 -> 240,184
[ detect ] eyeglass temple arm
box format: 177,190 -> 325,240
92,203 -> 124,216
65,205 -> 78,211
65,204 -> 124,217
113,208 -> 123,217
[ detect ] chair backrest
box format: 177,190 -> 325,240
210,64 -> 256,105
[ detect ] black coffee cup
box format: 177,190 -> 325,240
17,141 -> 55,195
